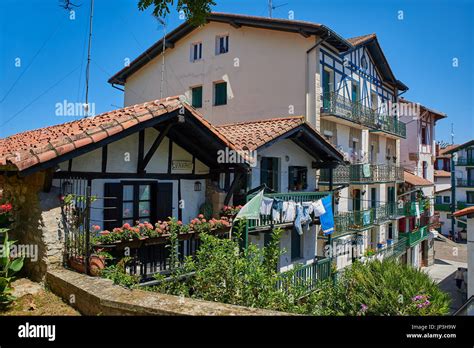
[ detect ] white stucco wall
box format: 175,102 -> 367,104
249,139 -> 317,192
124,22 -> 318,126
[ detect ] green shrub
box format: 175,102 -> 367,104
0,228 -> 24,308
303,259 -> 450,316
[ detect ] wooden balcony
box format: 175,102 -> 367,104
456,157 -> 474,166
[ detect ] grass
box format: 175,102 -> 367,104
1,289 -> 79,316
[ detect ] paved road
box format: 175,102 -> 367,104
422,236 -> 468,314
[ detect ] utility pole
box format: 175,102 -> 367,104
84,0 -> 94,116
451,123 -> 455,145
154,16 -> 167,99
268,0 -> 273,18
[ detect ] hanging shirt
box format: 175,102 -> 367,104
415,202 -> 420,219
282,201 -> 297,222
272,199 -> 283,223
294,204 -> 304,235
303,201 -> 314,215
312,199 -> 326,217
260,197 -> 274,216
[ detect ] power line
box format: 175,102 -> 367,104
0,65 -> 81,128
0,22 -> 62,104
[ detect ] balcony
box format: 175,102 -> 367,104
320,163 -> 404,184
399,225 -> 430,247
333,208 -> 375,237
246,191 -> 330,232
321,92 -> 406,138
456,157 -> 474,166
456,179 -> 474,187
434,201 -> 467,212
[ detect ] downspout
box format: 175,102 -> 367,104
305,33 -> 330,124
111,83 -> 125,92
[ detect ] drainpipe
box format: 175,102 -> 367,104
305,33 -> 331,124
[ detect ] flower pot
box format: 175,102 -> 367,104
68,256 -> 86,274
89,255 -> 106,276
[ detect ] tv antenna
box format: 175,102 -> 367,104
268,0 -> 288,18
153,15 -> 167,99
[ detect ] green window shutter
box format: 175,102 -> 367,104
214,82 -> 227,106
192,86 -> 202,108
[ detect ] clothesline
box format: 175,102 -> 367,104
335,195 -> 436,204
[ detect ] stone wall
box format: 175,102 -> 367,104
47,268 -> 289,316
0,171 -> 64,282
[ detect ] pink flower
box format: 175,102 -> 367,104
92,225 -> 101,231
123,223 -> 131,229
177,220 -> 183,225
198,214 -> 204,219
99,231 -> 110,235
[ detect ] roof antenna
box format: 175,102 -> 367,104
84,0 -> 94,116
153,15 -> 167,99
268,0 -> 288,18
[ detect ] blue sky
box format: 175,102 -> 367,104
0,0 -> 473,143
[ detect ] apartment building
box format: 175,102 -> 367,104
443,140 -> 474,238
108,13 -> 417,270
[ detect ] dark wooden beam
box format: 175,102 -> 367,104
140,123 -> 173,173
53,171 -> 211,180
224,172 -> 243,206
19,111 -> 178,177
167,139 -> 173,174
299,29 -> 310,38
137,130 -> 145,173
101,145 -> 108,173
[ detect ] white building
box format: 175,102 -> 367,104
444,140 -> 474,238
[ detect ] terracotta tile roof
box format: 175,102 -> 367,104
404,170 -> 434,187
434,170 -> 451,177
442,140 -> 474,155
438,144 -> 458,157
346,33 -> 376,46
0,96 -> 236,172
399,98 -> 447,122
453,206 -> 474,218
215,116 -> 305,151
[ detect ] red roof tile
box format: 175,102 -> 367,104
346,33 -> 376,46
0,96 -> 235,172
216,116 -> 304,151
434,170 -> 451,177
404,170 -> 434,187
453,206 -> 474,218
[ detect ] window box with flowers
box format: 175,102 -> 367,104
219,205 -> 242,219
0,202 -> 13,228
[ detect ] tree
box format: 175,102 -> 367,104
137,0 -> 216,26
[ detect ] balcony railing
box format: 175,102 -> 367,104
333,202 -> 401,238
277,257 -> 331,294
399,225 -> 430,247
456,157 -> 474,166
321,92 -> 406,138
320,164 -> 404,184
334,208 -> 375,237
371,236 -> 408,260
457,179 -> 474,187
434,201 -> 467,212
246,191 -> 330,232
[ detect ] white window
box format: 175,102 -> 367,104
191,42 -> 202,62
216,35 -> 229,55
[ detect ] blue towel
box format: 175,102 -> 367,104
320,195 -> 335,235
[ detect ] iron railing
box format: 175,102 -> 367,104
276,257 -> 331,294
321,92 -> 406,138
456,157 -> 474,166
456,179 -> 474,187
246,191 -> 330,232
320,164 -> 404,184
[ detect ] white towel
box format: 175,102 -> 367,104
282,201 -> 297,222
312,199 -> 326,217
